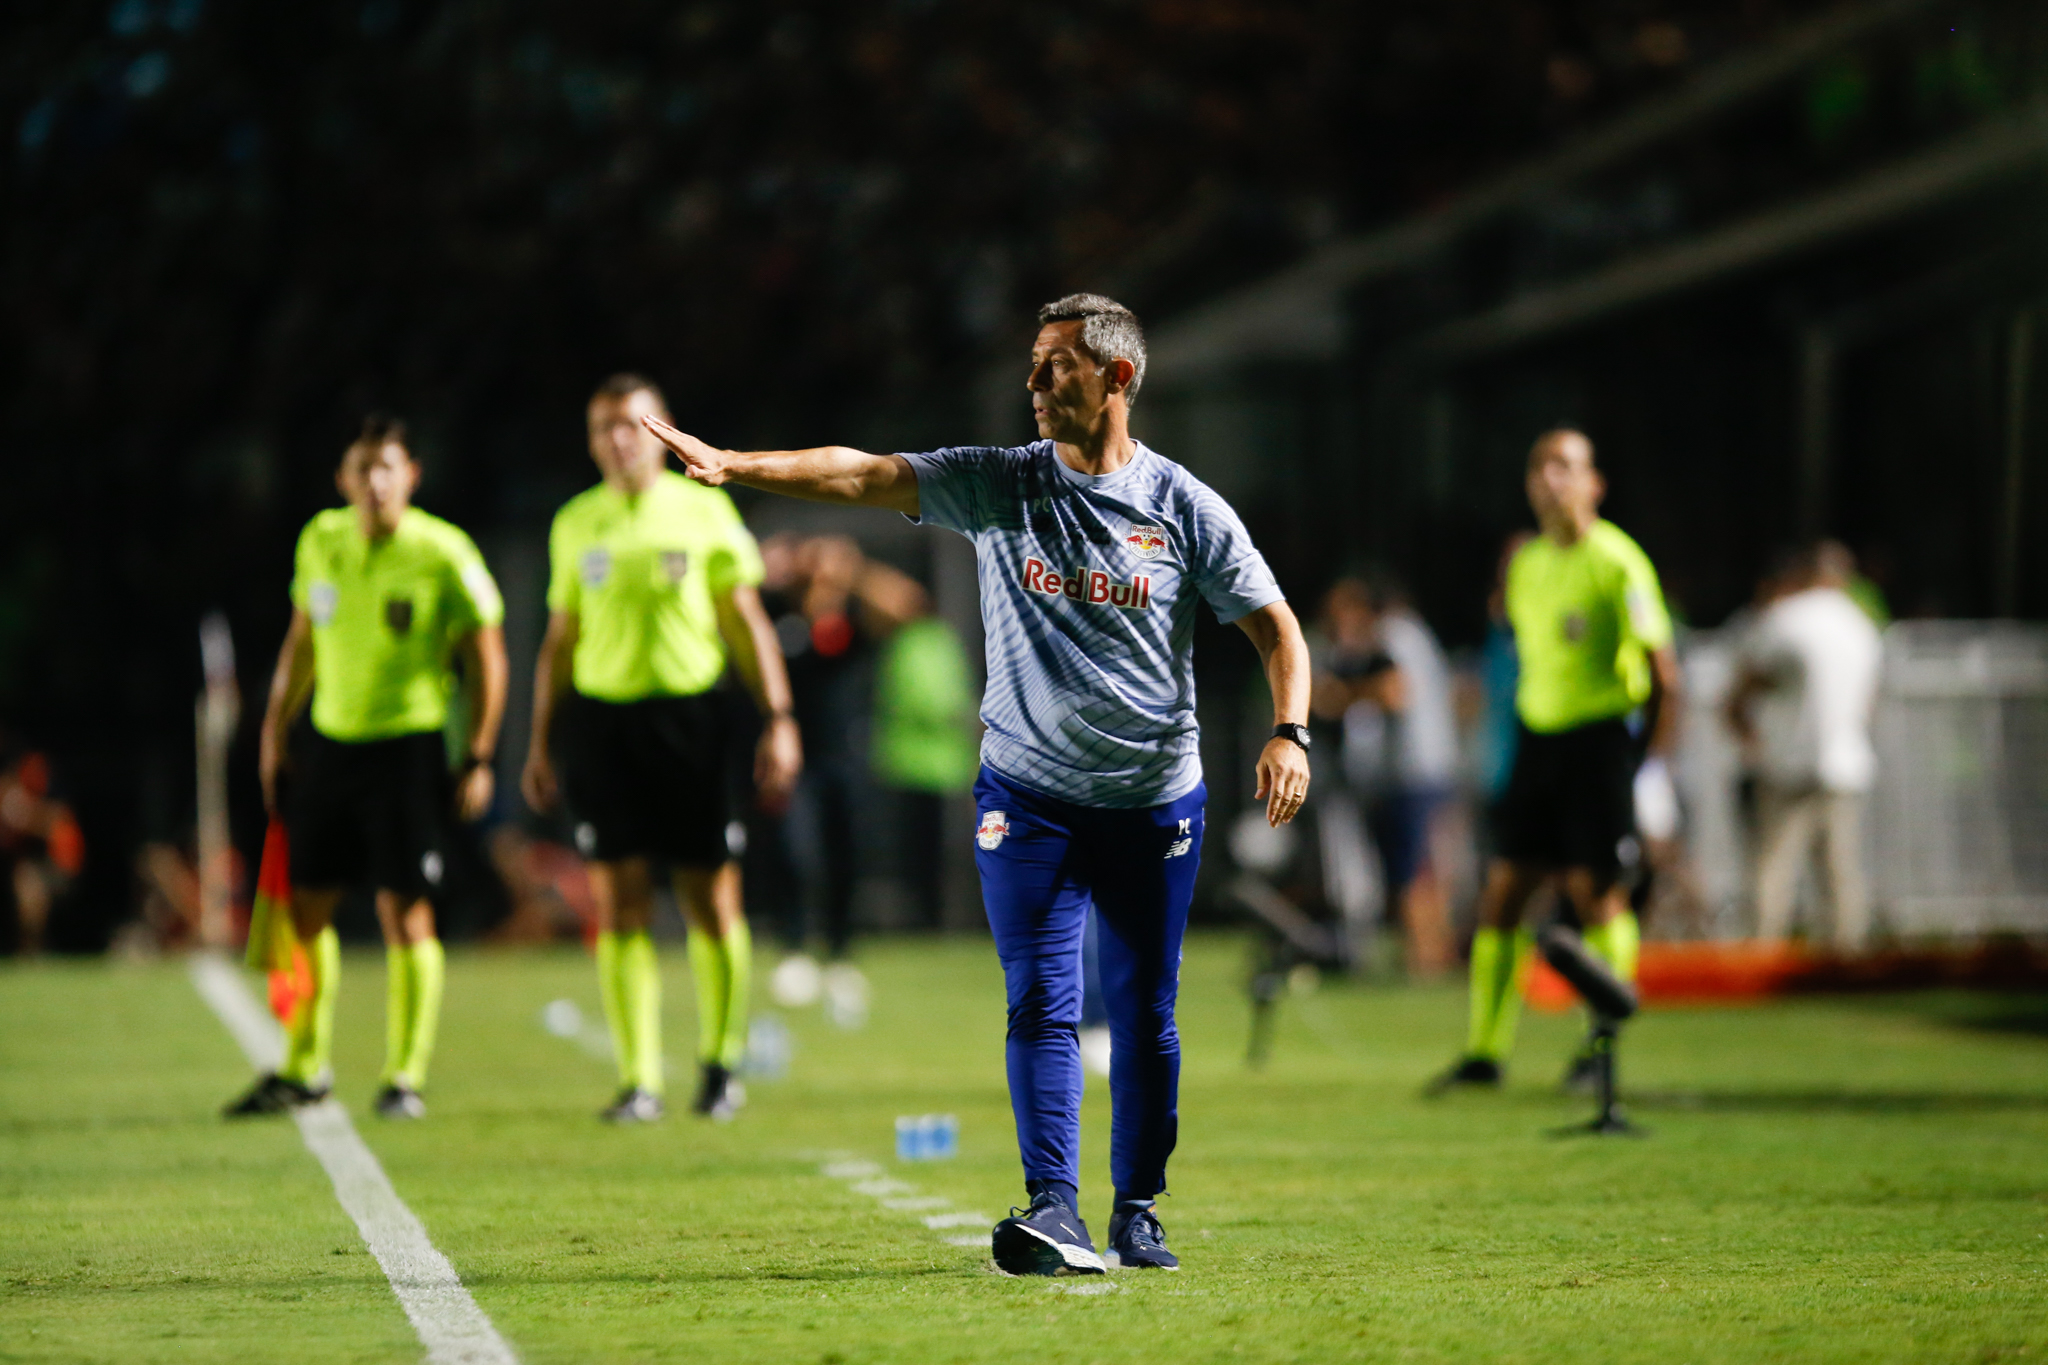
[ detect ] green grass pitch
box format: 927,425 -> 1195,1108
4,935 -> 2045,1363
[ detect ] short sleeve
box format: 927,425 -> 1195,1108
704,493 -> 766,594
1186,487 -> 1284,625
900,446 -> 997,536
289,523 -> 316,612
1616,542 -> 1673,652
444,529 -> 505,630
545,509 -> 579,615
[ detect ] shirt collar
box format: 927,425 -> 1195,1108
1047,440 -> 1151,491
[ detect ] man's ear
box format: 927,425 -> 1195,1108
1109,357 -> 1136,394
1590,469 -> 1607,506
335,466 -> 352,501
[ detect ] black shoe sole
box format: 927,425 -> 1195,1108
992,1220 -> 1106,1276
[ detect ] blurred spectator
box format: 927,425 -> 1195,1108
757,534 -> 930,961
0,739 -> 86,955
127,843 -> 202,953
1313,578 -> 1458,978
1726,541 -> 1882,950
1468,532 -> 1533,804
870,612 -> 978,930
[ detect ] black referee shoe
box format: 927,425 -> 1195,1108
223,1072 -> 328,1118
601,1086 -> 665,1124
991,1192 -> 1106,1276
1425,1055 -> 1503,1096
375,1082 -> 427,1120
690,1063 -> 742,1121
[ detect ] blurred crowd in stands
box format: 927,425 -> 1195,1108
0,0 -> 1913,950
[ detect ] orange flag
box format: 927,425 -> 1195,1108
245,817 -> 311,1026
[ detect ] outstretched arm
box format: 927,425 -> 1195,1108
1235,600 -> 1313,827
641,415 -> 920,515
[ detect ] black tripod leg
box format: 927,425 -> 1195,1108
1247,988 -> 1276,1069
1552,1019 -> 1647,1137
1246,937 -> 1286,1069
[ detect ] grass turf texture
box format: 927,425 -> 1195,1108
3,937 -> 2045,1364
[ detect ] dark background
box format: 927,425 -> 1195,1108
3,0 -> 2040,945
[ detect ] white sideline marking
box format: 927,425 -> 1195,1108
821,1160 -> 881,1179
190,954 -> 518,1365
923,1211 -> 992,1229
814,1152 -> 994,1260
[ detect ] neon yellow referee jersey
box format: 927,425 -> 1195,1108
1506,519 -> 1672,733
291,507 -> 505,742
546,472 -> 764,702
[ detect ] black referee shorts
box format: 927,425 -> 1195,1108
557,692 -> 732,868
288,728 -> 452,898
1490,716 -> 1639,882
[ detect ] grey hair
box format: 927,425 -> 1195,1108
1037,293 -> 1147,405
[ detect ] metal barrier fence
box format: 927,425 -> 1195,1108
1867,622 -> 2048,935
1680,621 -> 2048,940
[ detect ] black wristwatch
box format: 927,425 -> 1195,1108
1272,723 -> 1312,753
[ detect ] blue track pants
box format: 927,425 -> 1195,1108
972,766 -> 1204,1199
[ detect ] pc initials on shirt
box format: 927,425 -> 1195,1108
1020,557 -> 1152,611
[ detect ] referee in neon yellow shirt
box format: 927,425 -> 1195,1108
523,374 -> 801,1123
1434,428 -> 1680,1091
229,416 -> 508,1120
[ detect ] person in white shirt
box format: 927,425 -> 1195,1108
1726,542 -> 1883,950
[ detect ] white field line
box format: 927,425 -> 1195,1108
812,1150 -> 991,1254
190,953 -> 518,1365
922,1211 -> 990,1229
536,998 -> 674,1079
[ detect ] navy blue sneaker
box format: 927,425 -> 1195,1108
1107,1202 -> 1179,1270
991,1192 -> 1106,1276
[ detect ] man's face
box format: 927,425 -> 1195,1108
338,441 -> 419,535
1526,433 -> 1603,529
587,388 -> 667,488
1027,320 -> 1122,443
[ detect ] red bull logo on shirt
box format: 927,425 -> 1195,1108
1021,557 -> 1153,611
1125,524 -> 1168,560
